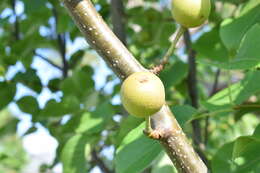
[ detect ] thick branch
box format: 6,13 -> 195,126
110,0 -> 126,45
62,1 -> 207,172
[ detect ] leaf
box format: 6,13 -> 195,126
236,24 -> 260,63
212,126 -> 260,173
40,96 -> 80,117
211,142 -> 234,173
16,96 -> 39,115
203,71 -> 260,111
115,123 -> 162,173
152,153 -> 177,173
171,105 -> 197,127
194,27 -> 229,62
115,115 -> 143,147
61,134 -> 88,173
76,102 -> 114,134
220,5 -> 260,54
234,102 -> 260,121
61,66 -> 94,101
0,82 -> 16,110
13,69 -> 42,93
197,59 -> 260,70
160,60 -> 188,89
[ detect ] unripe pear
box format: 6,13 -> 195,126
171,0 -> 211,28
120,72 -> 165,118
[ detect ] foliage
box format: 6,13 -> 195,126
0,0 -> 259,172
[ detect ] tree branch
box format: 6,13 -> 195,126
52,7 -> 69,78
183,30 -> 210,167
110,0 -> 126,45
62,1 -> 207,172
183,30 -> 201,143
91,150 -> 113,173
11,0 -> 20,40
204,69 -> 220,145
34,51 -> 63,71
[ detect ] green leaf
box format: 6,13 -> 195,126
115,123 -> 162,173
171,105 -> 197,127
194,27 -> 228,62
76,102 -> 114,134
61,66 -> 94,101
115,115 -> 143,147
13,69 -> 42,93
16,96 -> 39,115
40,96 -> 80,117
197,59 -> 260,70
160,61 -> 188,89
0,82 -> 16,110
211,142 -> 234,173
235,24 -> 260,63
220,5 -> 260,54
203,71 -> 260,111
61,134 -> 88,173
152,153 -> 177,173
212,126 -> 260,173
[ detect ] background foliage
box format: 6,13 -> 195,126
0,0 -> 260,172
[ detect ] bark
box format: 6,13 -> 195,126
62,0 -> 208,172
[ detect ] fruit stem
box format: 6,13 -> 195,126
145,116 -> 153,133
162,25 -> 186,64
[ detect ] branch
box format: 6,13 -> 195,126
183,30 -> 201,143
183,30 -> 210,168
11,0 -> 20,40
91,150 -> 113,173
62,1 -> 207,172
52,7 -> 69,78
110,0 -> 126,45
204,69 -> 221,145
34,51 -> 63,71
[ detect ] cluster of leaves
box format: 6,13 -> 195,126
0,0 -> 259,173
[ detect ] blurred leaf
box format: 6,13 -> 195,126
160,61 -> 188,89
194,27 -> 228,62
220,5 -> 260,54
40,96 -> 80,117
61,134 -> 88,173
203,71 -> 260,111
13,69 -> 42,93
115,123 -> 162,173
234,102 -> 260,121
115,116 -> 143,147
152,153 -> 177,173
61,66 -> 94,100
212,125 -> 260,173
171,105 -> 197,127
0,82 -> 16,110
76,102 -> 114,134
16,96 -> 40,115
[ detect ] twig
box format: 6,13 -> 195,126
110,0 -> 126,45
91,150 -> 113,173
204,69 -> 220,145
151,26 -> 186,74
62,1 -> 208,172
34,51 -> 63,71
11,0 -> 19,40
52,7 -> 69,78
